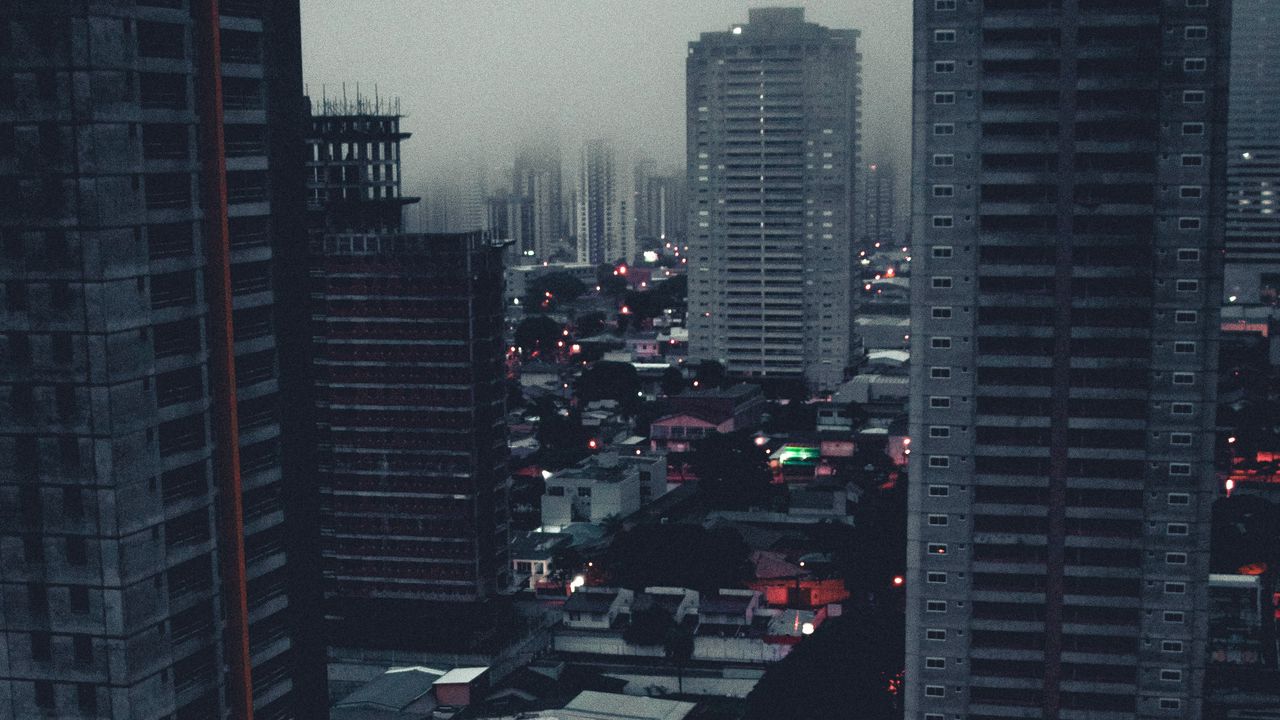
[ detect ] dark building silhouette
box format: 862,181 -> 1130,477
907,2 -> 1230,718
0,2 -> 325,719
310,232 -> 512,646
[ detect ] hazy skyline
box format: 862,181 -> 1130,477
301,1 -> 911,215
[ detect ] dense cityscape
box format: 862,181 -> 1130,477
0,2 -> 1278,720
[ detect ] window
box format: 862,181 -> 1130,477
77,684 -> 97,715
927,572 -> 947,584
1165,582 -> 1186,594
932,307 -> 953,320
70,587 -> 89,614
1170,433 -> 1193,446
928,485 -> 950,497
1178,218 -> 1201,231
1169,463 -> 1192,476
931,337 -> 952,349
66,537 -> 88,565
933,216 -> 954,228
931,367 -> 952,380
1168,493 -> 1190,505
928,544 -> 949,556
1171,403 -> 1194,415
932,246 -> 953,259
935,0 -> 957,9
73,634 -> 92,665
925,657 -> 947,670
928,514 -> 949,527
1180,186 -> 1202,199
934,123 -> 956,136
934,61 -> 956,73
1161,669 -> 1183,682
1160,699 -> 1181,711
1177,248 -> 1200,261
1185,26 -> 1209,40
1182,122 -> 1205,135
933,154 -> 955,167
933,184 -> 954,197
34,681 -> 54,709
1166,552 -> 1188,565
1183,90 -> 1206,104
1163,611 -> 1185,624
1173,341 -> 1196,354
1167,523 -> 1189,536
1162,640 -> 1184,653
1181,154 -> 1204,167
1183,58 -> 1207,72
927,629 -> 947,641
1172,372 -> 1195,385
932,276 -> 953,289
926,600 -> 947,613
28,583 -> 48,616
925,685 -> 946,698
933,92 -> 956,105
929,426 -> 951,439
1174,310 -> 1198,323
928,456 -> 951,469
32,632 -> 52,661
930,396 -> 952,409
934,30 -> 956,43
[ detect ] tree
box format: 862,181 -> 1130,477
623,605 -> 674,646
661,366 -> 685,396
744,614 -> 902,720
575,311 -> 608,338
526,272 -> 587,311
602,524 -> 752,592
597,264 -> 628,296
515,316 -> 564,358
688,431 -> 779,511
576,361 -> 642,411
693,360 -> 727,389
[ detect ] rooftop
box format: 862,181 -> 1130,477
434,667 -> 488,686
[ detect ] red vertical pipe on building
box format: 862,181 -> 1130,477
193,1 -> 256,718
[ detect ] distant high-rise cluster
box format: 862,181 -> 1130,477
575,139 -> 636,265
635,162 -> 687,247
685,8 -> 862,390
514,143 -> 566,262
1224,0 -> 1280,305
907,2 -> 1229,718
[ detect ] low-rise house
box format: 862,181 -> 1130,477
649,409 -> 733,453
698,590 -> 760,635
509,531 -> 572,591
541,450 -> 669,530
563,587 -> 635,630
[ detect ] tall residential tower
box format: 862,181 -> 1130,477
907,2 -> 1229,718
685,8 -> 861,390
574,139 -> 635,266
0,2 -> 324,719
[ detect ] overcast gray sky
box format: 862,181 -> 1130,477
301,1 -> 911,198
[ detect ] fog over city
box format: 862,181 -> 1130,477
300,0 -> 911,214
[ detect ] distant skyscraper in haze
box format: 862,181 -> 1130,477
575,139 -> 635,265
1225,0 -> 1280,304
636,165 -> 687,247
862,162 -> 896,248
488,192 -> 535,261
514,143 -> 564,261
0,3 -> 325,719
686,8 -> 861,390
907,2 -> 1228,719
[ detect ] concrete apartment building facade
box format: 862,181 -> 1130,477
685,8 -> 861,391
906,1 -> 1229,718
0,2 -> 324,719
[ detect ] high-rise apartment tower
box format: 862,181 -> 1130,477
574,139 -> 635,265
906,1 -> 1229,718
0,2 -> 325,719
686,8 -> 861,390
